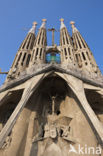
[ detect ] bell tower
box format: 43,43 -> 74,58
6,22 -> 37,81
30,19 -> 47,65
70,21 -> 101,74
60,19 -> 75,65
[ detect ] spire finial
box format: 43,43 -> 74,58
70,21 -> 75,27
60,18 -> 66,29
28,21 -> 37,34
33,21 -> 37,26
40,19 -> 47,28
42,19 -> 47,22
60,18 -> 64,22
70,21 -> 78,33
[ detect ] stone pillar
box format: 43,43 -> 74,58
24,111 -> 37,156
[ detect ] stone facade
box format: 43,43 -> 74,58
0,19 -> 103,156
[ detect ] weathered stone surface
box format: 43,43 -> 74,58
0,19 -> 103,156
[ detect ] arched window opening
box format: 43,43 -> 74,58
26,54 -> 31,66
40,48 -> 42,57
75,54 -> 82,67
82,52 -> 86,60
42,31 -> 44,45
75,54 -> 78,62
74,35 -> 78,50
79,34 -> 86,48
76,34 -> 82,49
64,48 -> 67,56
30,40 -> 34,50
26,36 -> 31,49
21,53 -> 27,66
22,35 -> 29,49
15,53 -> 22,67
38,31 -> 42,45
65,32 -> 69,44
86,51 -> 90,60
35,48 -> 39,59
63,36 -> 65,45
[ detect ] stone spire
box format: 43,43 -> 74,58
60,18 -> 66,29
60,18 -> 75,64
19,22 -> 37,51
70,21 -> 101,74
30,19 -> 47,65
6,22 -> 37,81
70,21 -> 78,33
28,21 -> 37,34
40,19 -> 46,28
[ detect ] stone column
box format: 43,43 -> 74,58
24,111 -> 37,156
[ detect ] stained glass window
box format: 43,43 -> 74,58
46,52 -> 60,63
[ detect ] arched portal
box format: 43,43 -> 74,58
27,73 -> 100,156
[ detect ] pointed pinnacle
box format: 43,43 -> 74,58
60,18 -> 64,22
33,21 -> 37,26
70,21 -> 78,33
60,18 -> 65,29
40,19 -> 47,28
28,21 -> 37,34
42,19 -> 47,22
70,21 -> 75,26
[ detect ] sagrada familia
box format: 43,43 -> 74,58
0,19 -> 103,156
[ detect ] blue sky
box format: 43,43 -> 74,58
0,0 -> 103,85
